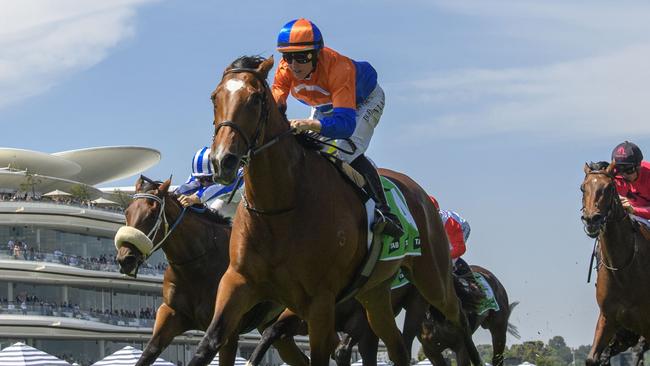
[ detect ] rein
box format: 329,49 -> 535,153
132,193 -> 187,260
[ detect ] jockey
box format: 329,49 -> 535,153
430,196 -> 472,276
176,147 -> 243,219
271,18 -> 403,239
611,141 -> 650,220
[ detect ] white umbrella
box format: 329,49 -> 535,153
42,189 -> 71,197
0,342 -> 70,365
208,354 -> 248,366
92,346 -> 174,366
91,197 -> 118,205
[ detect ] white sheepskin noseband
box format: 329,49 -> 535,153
114,226 -> 154,256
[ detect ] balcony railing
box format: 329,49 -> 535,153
0,302 -> 156,328
0,252 -> 166,277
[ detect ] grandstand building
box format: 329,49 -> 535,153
0,146 -> 310,365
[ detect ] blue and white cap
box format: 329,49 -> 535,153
191,147 -> 213,177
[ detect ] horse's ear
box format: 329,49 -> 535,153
135,175 -> 145,192
257,56 -> 274,78
584,163 -> 591,174
159,178 -> 172,194
606,160 -> 616,176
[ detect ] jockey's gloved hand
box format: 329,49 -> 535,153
620,196 -> 635,214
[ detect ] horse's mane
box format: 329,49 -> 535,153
228,55 -> 266,70
137,175 -> 231,227
588,161 -> 610,172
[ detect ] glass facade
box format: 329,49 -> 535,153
0,224 -> 166,273
0,203 -> 291,365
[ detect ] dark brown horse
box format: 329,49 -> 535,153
114,177 -> 307,366
419,265 -> 519,366
581,162 -> 650,365
186,55 -> 480,366
603,330 -> 647,366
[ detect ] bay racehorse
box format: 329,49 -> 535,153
115,176 -> 308,366
186,55 -> 480,366
419,265 -> 519,366
581,161 -> 650,365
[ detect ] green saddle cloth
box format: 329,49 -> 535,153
391,268 -> 410,290
473,272 -> 500,315
379,177 -> 421,261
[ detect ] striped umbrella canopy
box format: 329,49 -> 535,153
92,346 -> 174,366
208,354 -> 248,366
351,360 -> 389,366
0,342 -> 70,365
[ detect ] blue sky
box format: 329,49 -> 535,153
2,0 -> 650,349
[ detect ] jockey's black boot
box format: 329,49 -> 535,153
351,155 -> 404,239
454,257 -> 473,277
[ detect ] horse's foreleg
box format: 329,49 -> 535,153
333,333 -> 355,366
137,303 -> 188,366
489,322 -> 507,366
409,258 -> 481,366
306,293 -> 339,366
357,330 -> 379,366
356,282 -> 409,366
248,309 -> 308,366
456,348 -> 472,366
218,333 -> 240,366
420,336 -> 446,366
587,312 -> 618,366
632,337 -> 647,366
188,270 -> 257,366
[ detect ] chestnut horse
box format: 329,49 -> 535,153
114,176 -> 307,366
419,265 -> 519,366
581,162 -> 650,365
246,282 -> 428,366
186,56 -> 480,366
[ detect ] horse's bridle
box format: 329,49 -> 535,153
214,68 -> 295,166
213,67 -> 296,215
131,192 -> 187,260
581,170 -> 626,238
581,170 -> 637,271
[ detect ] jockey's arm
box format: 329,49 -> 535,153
179,194 -> 201,207
631,205 -> 650,220
445,219 -> 467,259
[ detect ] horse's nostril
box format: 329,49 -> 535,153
221,154 -> 239,173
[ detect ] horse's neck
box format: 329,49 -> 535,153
159,196 -> 220,265
600,205 -> 637,271
244,116 -> 303,210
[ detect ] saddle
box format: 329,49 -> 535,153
632,217 -> 650,242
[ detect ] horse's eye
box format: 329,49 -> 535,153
580,185 -> 585,193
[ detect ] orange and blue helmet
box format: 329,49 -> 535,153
277,18 -> 323,53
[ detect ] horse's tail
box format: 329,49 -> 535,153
506,301 -> 521,339
452,275 -> 483,314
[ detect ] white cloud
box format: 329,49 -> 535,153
386,1 -> 650,141
0,0 -> 156,108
